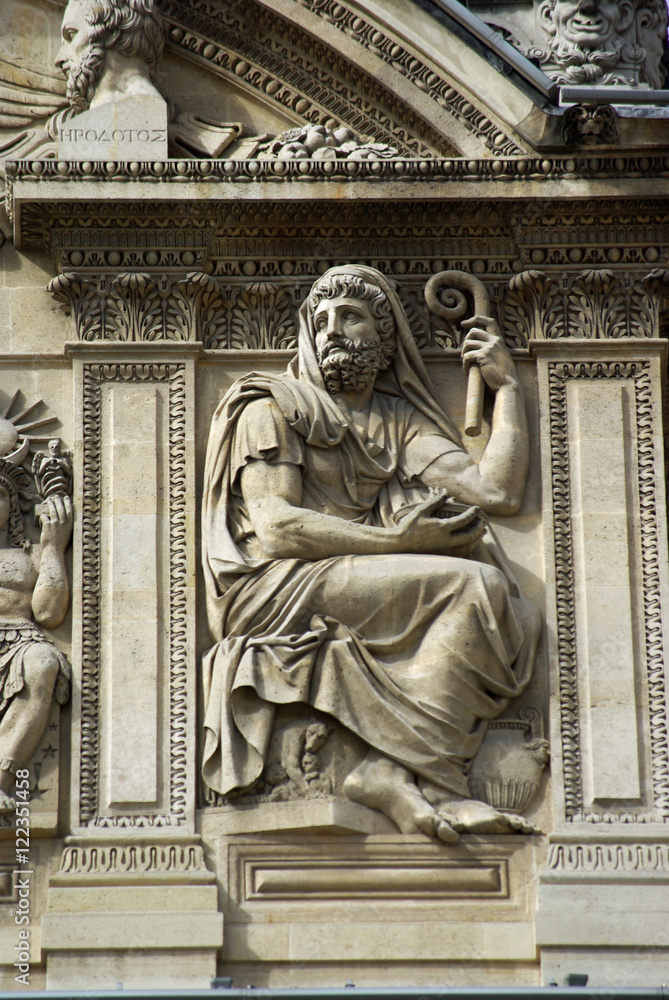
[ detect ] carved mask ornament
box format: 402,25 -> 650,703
540,0 -> 634,49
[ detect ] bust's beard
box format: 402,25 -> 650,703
317,338 -> 383,395
67,43 -> 106,113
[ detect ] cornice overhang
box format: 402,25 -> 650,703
161,1 -> 669,155
7,154 -> 669,252
5,0 -> 669,177
160,0 -> 538,158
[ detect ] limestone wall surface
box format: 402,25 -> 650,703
1,0 -> 669,991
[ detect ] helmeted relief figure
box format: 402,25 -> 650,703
202,266 -> 541,843
0,457 -> 72,814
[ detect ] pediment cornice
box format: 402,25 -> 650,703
161,0 -> 528,158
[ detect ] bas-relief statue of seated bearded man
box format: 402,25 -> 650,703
202,265 -> 541,843
0,462 -> 72,813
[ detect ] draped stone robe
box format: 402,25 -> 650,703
201,378 -> 539,800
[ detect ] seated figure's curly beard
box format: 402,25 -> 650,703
317,338 -> 383,395
66,43 -> 106,113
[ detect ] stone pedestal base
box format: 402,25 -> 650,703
46,946 -> 218,990
42,839 -> 223,989
201,804 -> 543,986
540,947 -> 669,989
537,833 -> 669,987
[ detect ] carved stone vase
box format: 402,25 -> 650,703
468,707 -> 549,814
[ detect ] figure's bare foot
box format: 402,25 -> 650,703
343,752 -> 458,844
0,789 -> 16,814
441,797 -> 538,834
420,783 -> 539,835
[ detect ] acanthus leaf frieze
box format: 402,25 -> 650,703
499,269 -> 669,343
45,268 -> 669,348
49,272 -> 228,345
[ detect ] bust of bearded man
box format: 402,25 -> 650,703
55,0 -> 164,113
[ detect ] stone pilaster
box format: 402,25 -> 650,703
534,338 -> 669,985
42,341 -> 222,989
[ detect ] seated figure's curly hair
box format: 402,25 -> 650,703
308,273 -> 397,371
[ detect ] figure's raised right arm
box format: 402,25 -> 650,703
240,459 -> 485,560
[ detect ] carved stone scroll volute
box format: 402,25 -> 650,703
48,273 -> 106,341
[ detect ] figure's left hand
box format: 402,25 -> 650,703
40,495 -> 73,552
461,316 -> 518,393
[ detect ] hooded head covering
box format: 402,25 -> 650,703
291,265 -> 461,446
202,265 -> 464,637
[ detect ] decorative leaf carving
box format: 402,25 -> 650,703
106,273 -> 164,342
47,265 -> 669,350
170,272 -> 227,345
230,283 -> 297,350
398,288 -> 429,350
47,272 -> 105,341
567,269 -> 621,339
503,270 -> 564,344
639,268 -> 669,339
